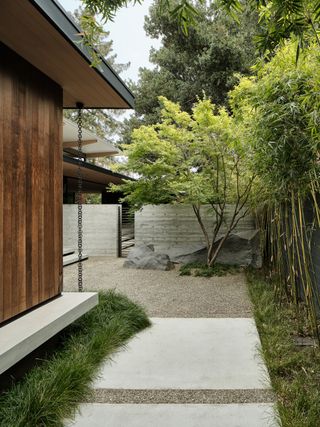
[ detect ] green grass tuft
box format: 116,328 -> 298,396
0,291 -> 151,427
179,262 -> 241,277
247,270 -> 320,427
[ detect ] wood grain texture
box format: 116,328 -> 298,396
0,43 -> 63,323
0,0 -> 131,108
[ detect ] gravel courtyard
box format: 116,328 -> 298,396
63,257 -> 252,318
67,257 -> 277,427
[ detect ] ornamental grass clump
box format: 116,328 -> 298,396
0,291 -> 151,427
230,42 -> 320,340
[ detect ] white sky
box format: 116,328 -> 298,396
59,0 -> 160,83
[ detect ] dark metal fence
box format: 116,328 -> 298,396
120,206 -> 134,257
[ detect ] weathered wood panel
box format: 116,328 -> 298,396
0,43 -> 63,323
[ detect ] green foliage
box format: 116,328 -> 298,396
116,97 -> 254,266
83,193 -> 102,204
80,0 -> 320,61
179,261 -> 204,275
230,43 -> 320,340
120,2 -> 258,144
222,0 -> 320,55
230,42 -> 320,204
0,291 -> 150,427
247,270 -> 320,427
81,0 -> 138,24
179,262 -> 240,276
117,96 -> 251,209
80,0 -> 202,36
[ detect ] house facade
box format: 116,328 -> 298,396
0,0 -> 133,373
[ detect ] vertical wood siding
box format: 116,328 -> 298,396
0,43 -> 63,323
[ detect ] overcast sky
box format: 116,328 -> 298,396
59,0 -> 160,83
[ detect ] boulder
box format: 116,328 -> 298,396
161,230 -> 261,268
214,230 -> 261,267
124,244 -> 174,271
165,244 -> 207,264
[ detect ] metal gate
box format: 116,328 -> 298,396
120,206 -> 135,257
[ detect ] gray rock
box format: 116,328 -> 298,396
162,230 -> 261,268
215,230 -> 261,267
126,244 -> 154,260
165,244 -> 207,264
124,244 -> 174,271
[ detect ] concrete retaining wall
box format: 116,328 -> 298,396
135,204 -> 255,251
63,205 -> 120,256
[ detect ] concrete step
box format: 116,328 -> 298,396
63,247 -> 75,256
122,240 -> 134,249
121,234 -> 134,242
0,292 -> 98,375
63,253 -> 88,267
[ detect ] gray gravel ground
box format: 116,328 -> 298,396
89,389 -> 275,404
63,257 -> 252,318
64,257 -> 275,408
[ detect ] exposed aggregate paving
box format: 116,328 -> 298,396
64,256 -> 275,410
90,389 -> 275,404
63,257 -> 252,318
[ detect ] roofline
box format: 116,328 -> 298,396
63,155 -> 135,181
30,0 -> 135,109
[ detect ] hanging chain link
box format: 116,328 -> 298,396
76,102 -> 84,292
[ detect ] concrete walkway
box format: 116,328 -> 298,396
65,258 -> 278,427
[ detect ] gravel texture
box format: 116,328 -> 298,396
89,389 -> 275,404
63,257 -> 252,318
64,257 -> 275,407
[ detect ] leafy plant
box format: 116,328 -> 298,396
79,0 -> 320,56
180,262 -> 241,277
116,97 -> 254,267
230,42 -> 320,340
119,1 -> 258,143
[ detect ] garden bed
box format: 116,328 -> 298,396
247,270 -> 320,427
0,291 -> 150,427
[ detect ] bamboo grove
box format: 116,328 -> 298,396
118,41 -> 320,340
231,42 -> 320,340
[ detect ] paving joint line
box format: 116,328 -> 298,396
87,389 -> 275,404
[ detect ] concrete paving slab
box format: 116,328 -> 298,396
94,318 -> 270,390
68,403 -> 279,427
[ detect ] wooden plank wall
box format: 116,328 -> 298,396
0,43 -> 63,323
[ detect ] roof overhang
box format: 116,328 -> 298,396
63,155 -> 133,186
63,119 -> 120,158
0,0 -> 134,109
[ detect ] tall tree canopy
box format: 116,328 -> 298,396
137,2 -> 258,114
119,2 -> 258,144
80,0 -> 320,56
